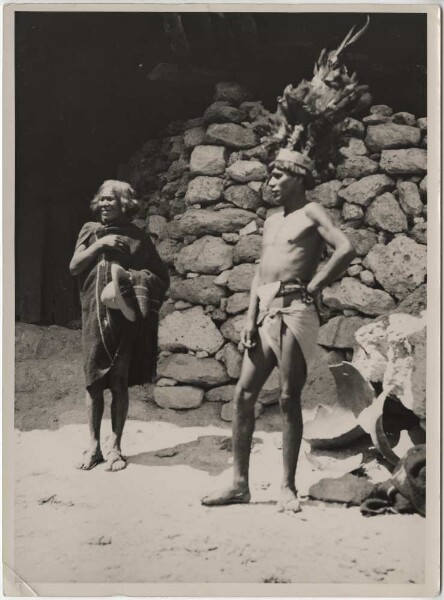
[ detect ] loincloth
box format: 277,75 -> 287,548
256,282 -> 320,370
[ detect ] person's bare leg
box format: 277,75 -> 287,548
106,354 -> 130,472
76,382 -> 105,470
277,323 -> 306,513
201,331 -> 276,505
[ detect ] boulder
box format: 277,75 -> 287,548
159,306 -> 225,354
169,276 -> 227,306
363,236 -> 427,300
318,316 -> 372,349
308,474 -> 374,505
203,103 -> 247,124
340,227 -> 378,256
185,176 -> 224,205
339,138 -> 368,158
307,180 -> 343,207
221,400 -> 263,422
380,148 -> 427,176
156,238 -> 183,266
190,145 -> 227,176
342,203 -> 364,223
336,156 -> 379,180
183,126 -> 206,149
223,342 -> 243,378
220,314 -> 247,343
226,292 -> 250,315
168,208 -> 261,238
175,235 -> 233,275
226,160 -> 268,182
153,386 -> 204,410
365,123 -> 421,152
410,222 -> 427,245
205,384 -> 236,402
205,124 -> 257,149
214,82 -> 251,105
365,192 -> 408,233
227,263 -> 256,292
337,174 -> 395,207
397,181 -> 423,217
158,354 -> 230,388
322,277 -> 396,316
232,234 -> 262,264
393,284 -> 426,316
392,112 -> 417,126
223,185 -> 262,211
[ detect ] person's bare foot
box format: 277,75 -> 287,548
105,449 -> 127,472
201,483 -> 251,506
277,486 -> 301,513
76,447 -> 104,470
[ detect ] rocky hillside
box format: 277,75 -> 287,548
116,82 -> 427,422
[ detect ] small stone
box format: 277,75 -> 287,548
156,378 -> 177,387
416,117 -> 427,132
248,181 -> 263,192
365,192 -> 408,233
222,232 -> 240,244
153,386 -> 204,410
211,308 -> 227,322
175,300 -> 193,310
335,117 -> 365,139
339,138 -> 368,158
213,270 -> 230,286
226,292 -> 250,315
359,270 -> 376,287
205,123 -> 257,149
410,222 -> 427,245
343,309 -> 359,317
397,181 -> 423,217
419,176 -> 427,199
203,103 -> 247,125
342,203 -> 364,223
347,265 -> 362,277
227,152 -> 240,167
362,115 -> 391,125
336,156 -> 379,180
226,160 -> 268,183
185,176 -> 224,205
190,145 -> 227,176
380,149 -> 427,176
183,126 -> 206,149
370,104 -> 393,116
256,207 -> 267,219
239,221 -> 258,236
392,112 -> 416,126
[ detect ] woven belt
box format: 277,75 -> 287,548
275,280 -> 314,305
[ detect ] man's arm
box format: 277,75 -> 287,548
305,202 -> 356,294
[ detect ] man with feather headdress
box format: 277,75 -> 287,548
202,17 -> 371,512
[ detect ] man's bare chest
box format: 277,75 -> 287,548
263,212 -> 316,247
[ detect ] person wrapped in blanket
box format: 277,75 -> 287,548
70,180 -> 169,472
201,149 -> 356,512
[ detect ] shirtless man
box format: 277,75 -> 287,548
202,149 -> 356,512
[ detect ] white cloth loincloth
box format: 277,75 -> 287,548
256,282 -> 320,370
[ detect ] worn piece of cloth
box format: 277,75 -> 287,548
360,445 -> 426,517
75,221 -> 169,389
256,282 -> 320,370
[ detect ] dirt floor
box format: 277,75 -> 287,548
13,387 -> 425,587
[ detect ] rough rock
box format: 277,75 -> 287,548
221,400 -> 263,422
335,117 -> 365,139
419,175 -> 427,199
214,82 -> 251,105
156,239 -> 183,266
362,115 -> 391,125
363,236 -> 427,300
185,176 -> 224,205
307,180 -> 342,207
393,284 -> 426,316
169,276 -> 227,306
168,208 -> 261,238
147,215 -> 168,240
175,235 -> 233,275
156,378 -> 177,387
205,124 -> 257,149
370,104 -> 393,116
175,300 -> 193,310
159,306 -> 225,353
365,123 -> 421,152
380,148 -> 427,176
336,156 -> 379,180
220,314 -> 247,343
223,342 -> 243,378
227,263 -> 256,292
183,126 -> 206,149
397,181 -> 423,217
203,103 -> 247,125
342,203 -> 364,223
392,112 -> 417,126
213,270 -> 230,287
222,233 -> 240,244
232,234 -> 262,264
223,185 -> 261,211
365,192 -> 408,233
339,138 -> 368,158
417,117 -> 427,132
158,354 -> 230,388
337,174 -> 395,207
190,145 -> 227,176
322,277 -> 396,316
318,316 -> 372,349
347,265 -> 362,277
359,270 -> 376,287
153,385 -> 204,410
340,227 -> 378,256
226,292 -> 250,315
308,474 -> 374,505
239,221 -> 258,236
205,384 -> 236,402
410,222 -> 427,245
226,160 -> 268,183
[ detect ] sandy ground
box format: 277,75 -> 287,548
12,390 -> 426,587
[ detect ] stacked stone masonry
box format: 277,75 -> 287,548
122,83 -> 427,420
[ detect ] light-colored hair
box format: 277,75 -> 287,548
90,180 -> 140,219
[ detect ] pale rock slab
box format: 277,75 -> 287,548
159,306 -> 225,354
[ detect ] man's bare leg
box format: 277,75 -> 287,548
106,355 -> 130,472
277,323 -> 307,513
201,331 -> 276,506
76,382 -> 105,470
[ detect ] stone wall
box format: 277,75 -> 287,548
121,82 -> 427,422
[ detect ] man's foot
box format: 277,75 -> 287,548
277,486 -> 301,513
105,449 -> 127,472
76,448 -> 104,470
201,483 -> 251,506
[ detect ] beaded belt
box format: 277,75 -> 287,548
275,279 -> 314,305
